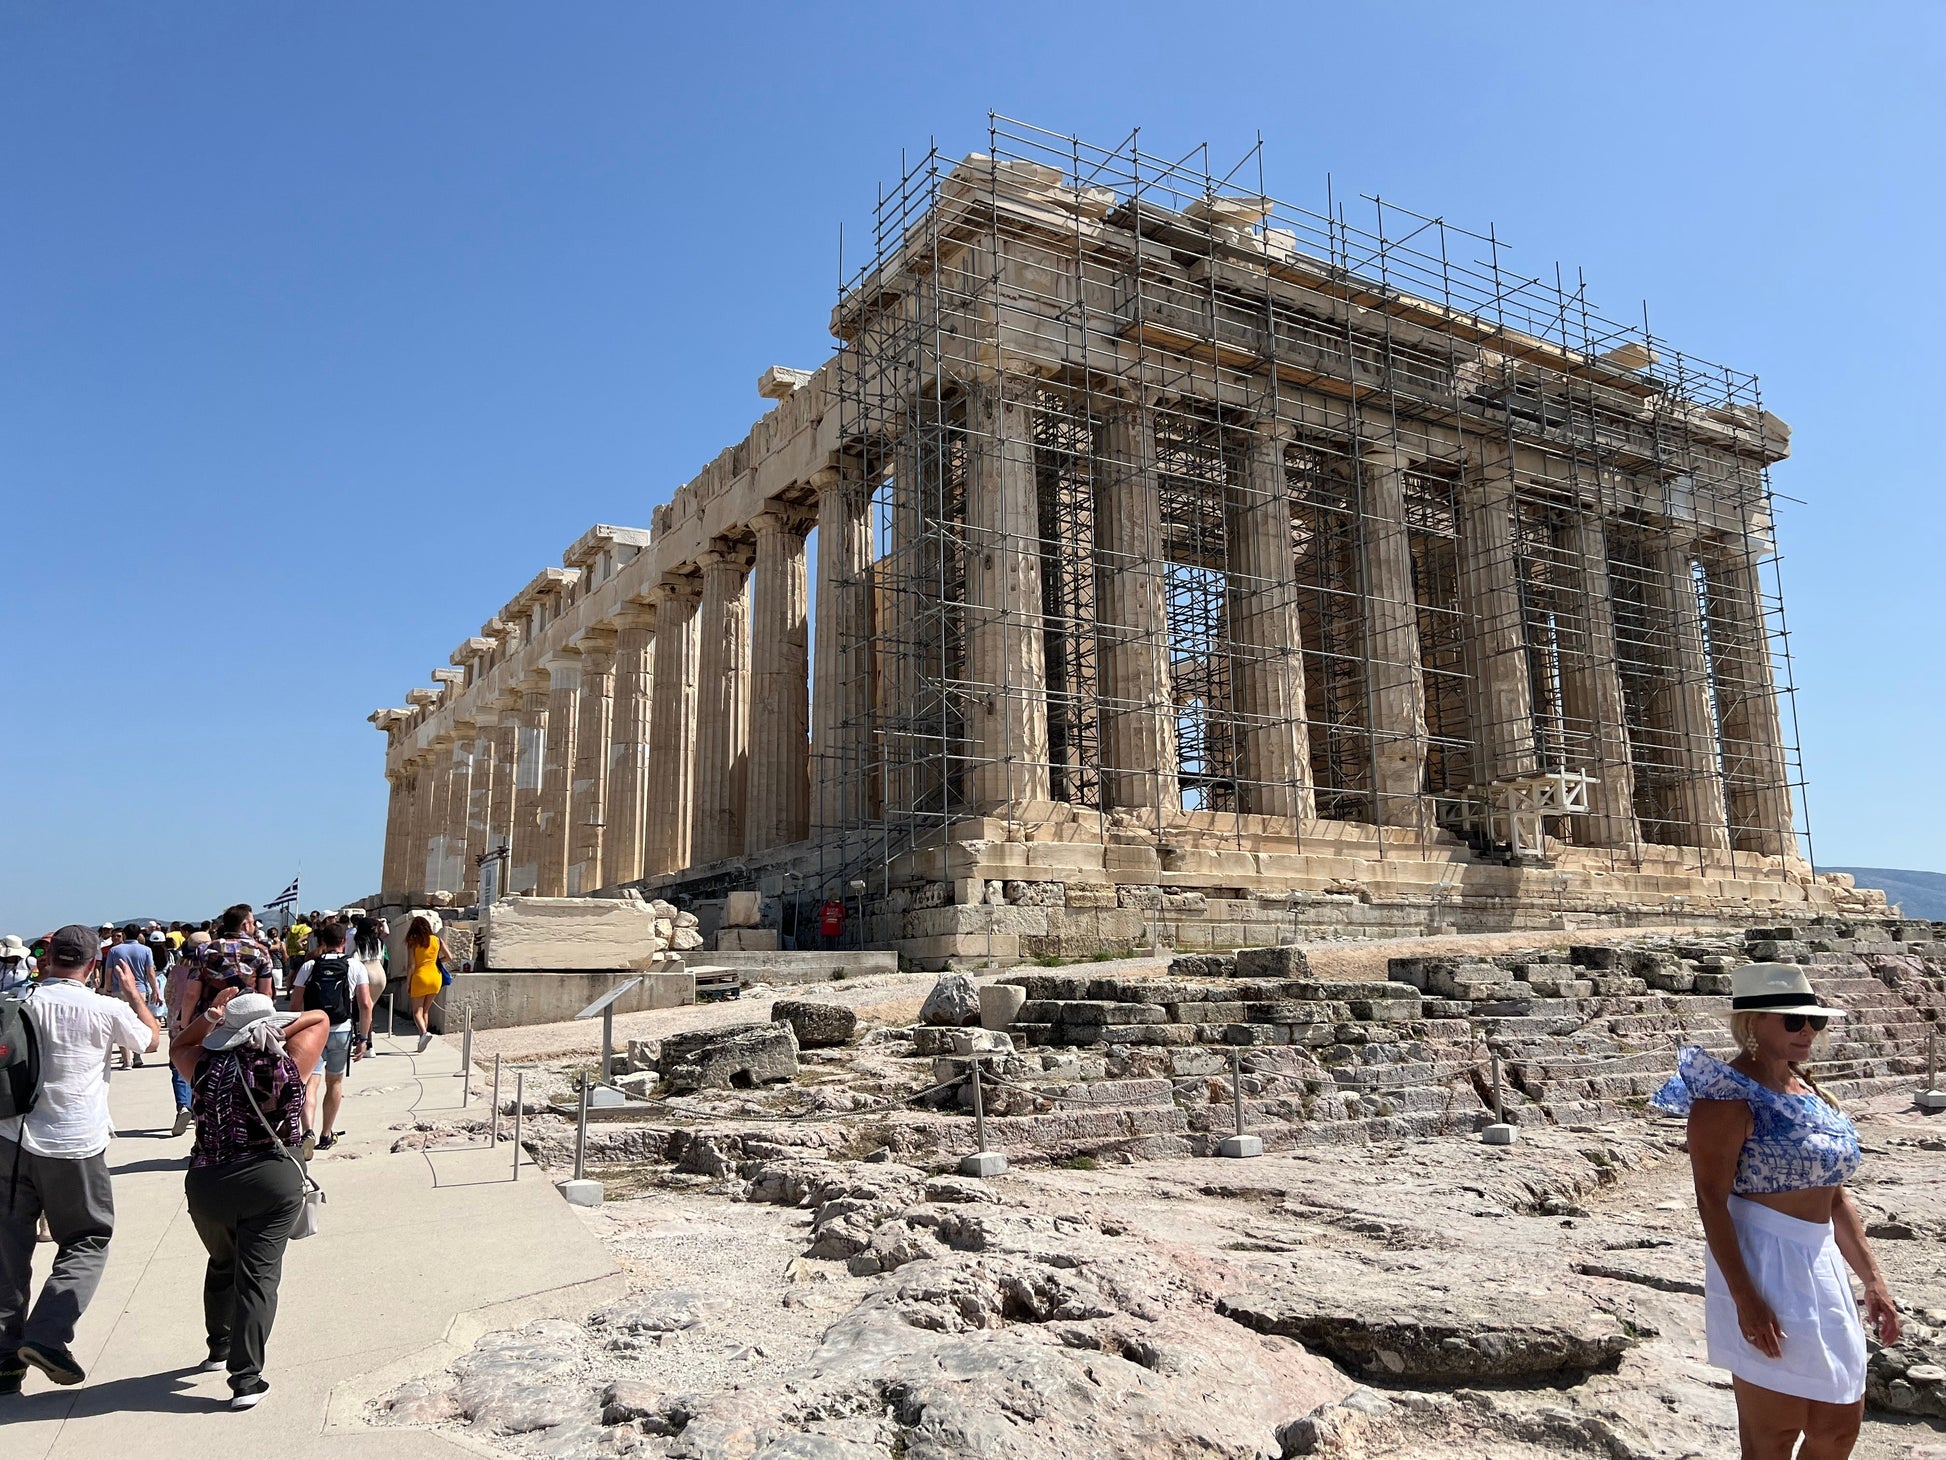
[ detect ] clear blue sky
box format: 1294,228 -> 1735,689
3,2 -> 1940,929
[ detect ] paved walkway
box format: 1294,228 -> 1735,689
8,1025 -> 622,1456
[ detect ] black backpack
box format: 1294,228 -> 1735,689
0,991 -> 43,1120
306,956 -> 354,1026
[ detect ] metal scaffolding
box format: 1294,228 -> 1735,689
815,114 -> 1807,908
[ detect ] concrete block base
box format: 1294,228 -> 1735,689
960,1151 -> 1009,1178
1481,1123 -> 1519,1146
559,1179 -> 605,1207
1916,1090 -> 1946,1111
1217,1134 -> 1263,1158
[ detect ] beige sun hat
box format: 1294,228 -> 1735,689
1730,962 -> 1846,1019
202,992 -> 298,1051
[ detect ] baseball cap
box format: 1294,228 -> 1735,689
48,924 -> 101,969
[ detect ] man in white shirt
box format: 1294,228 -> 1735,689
0,924 -> 161,1393
289,918 -> 371,1155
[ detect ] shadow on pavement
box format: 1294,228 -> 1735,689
11,1366 -> 215,1418
107,1156 -> 191,1176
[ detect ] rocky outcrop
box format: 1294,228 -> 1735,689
1216,1262 -> 1635,1381
1868,1314 -> 1946,1418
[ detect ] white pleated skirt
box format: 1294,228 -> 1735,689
1703,1195 -> 1866,1404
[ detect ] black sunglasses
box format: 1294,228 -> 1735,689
1780,1013 -> 1828,1033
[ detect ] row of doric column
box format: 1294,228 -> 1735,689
376,370 -> 1799,903
375,483 -> 877,902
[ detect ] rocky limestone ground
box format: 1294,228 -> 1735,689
370,1078 -> 1946,1459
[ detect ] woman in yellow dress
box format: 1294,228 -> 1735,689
404,915 -> 443,1053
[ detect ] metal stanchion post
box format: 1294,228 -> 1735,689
958,1060 -> 1007,1178
460,1006 -> 473,1107
1920,1028 -> 1946,1110
512,1072 -> 524,1180
556,1070 -> 605,1205
1218,1045 -> 1262,1158
576,1073 -> 589,1182
489,1054 -> 502,1148
1483,1051 -> 1517,1144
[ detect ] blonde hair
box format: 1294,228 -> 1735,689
1728,1011 -> 1839,1110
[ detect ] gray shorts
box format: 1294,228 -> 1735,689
320,1027 -> 353,1077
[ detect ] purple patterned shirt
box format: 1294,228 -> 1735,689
186,936 -> 275,1019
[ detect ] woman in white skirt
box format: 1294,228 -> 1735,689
1653,963 -> 1902,1458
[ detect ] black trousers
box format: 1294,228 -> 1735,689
184,1156 -> 303,1390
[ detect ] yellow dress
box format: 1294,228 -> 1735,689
407,935 -> 444,999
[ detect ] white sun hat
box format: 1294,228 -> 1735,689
1729,962 -> 1846,1018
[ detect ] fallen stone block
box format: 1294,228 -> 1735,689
481,895 -> 666,971
658,1023 -> 799,1092
1567,944 -> 1621,971
920,973 -> 982,1026
770,999 -> 857,1049
1234,945 -> 1311,980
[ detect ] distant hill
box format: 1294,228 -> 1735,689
1824,868 -> 1946,921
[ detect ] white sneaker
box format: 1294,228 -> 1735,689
172,1109 -> 193,1137
416,1034 -> 432,1053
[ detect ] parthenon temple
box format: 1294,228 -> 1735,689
371,121 -> 1864,966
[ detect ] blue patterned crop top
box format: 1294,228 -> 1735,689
1650,1046 -> 1861,1195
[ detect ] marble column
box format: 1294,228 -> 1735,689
747,508 -> 812,853
646,579 -> 701,876
381,767 -> 411,897
1228,422 -> 1313,822
1093,400 -> 1178,815
509,680 -> 549,895
1703,548 -> 1795,857
483,702 -> 519,890
1359,445 -> 1432,827
602,606 -> 656,887
1558,511 -> 1641,848
400,755 -> 431,900
568,633 -> 615,894
537,651 -> 582,897
463,716 -> 496,898
1458,455 -> 1538,784
812,468 -> 876,832
442,724 -> 475,895
963,376 -> 1051,810
691,546 -> 753,864
1656,538 -> 1732,851
422,736 -> 458,896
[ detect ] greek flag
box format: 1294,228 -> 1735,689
266,876 -> 301,910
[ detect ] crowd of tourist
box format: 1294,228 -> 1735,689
0,902 -> 404,1410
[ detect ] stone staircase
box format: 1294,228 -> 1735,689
941,916 -> 1946,1161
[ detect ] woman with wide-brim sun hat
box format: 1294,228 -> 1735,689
1652,963 -> 1901,1458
